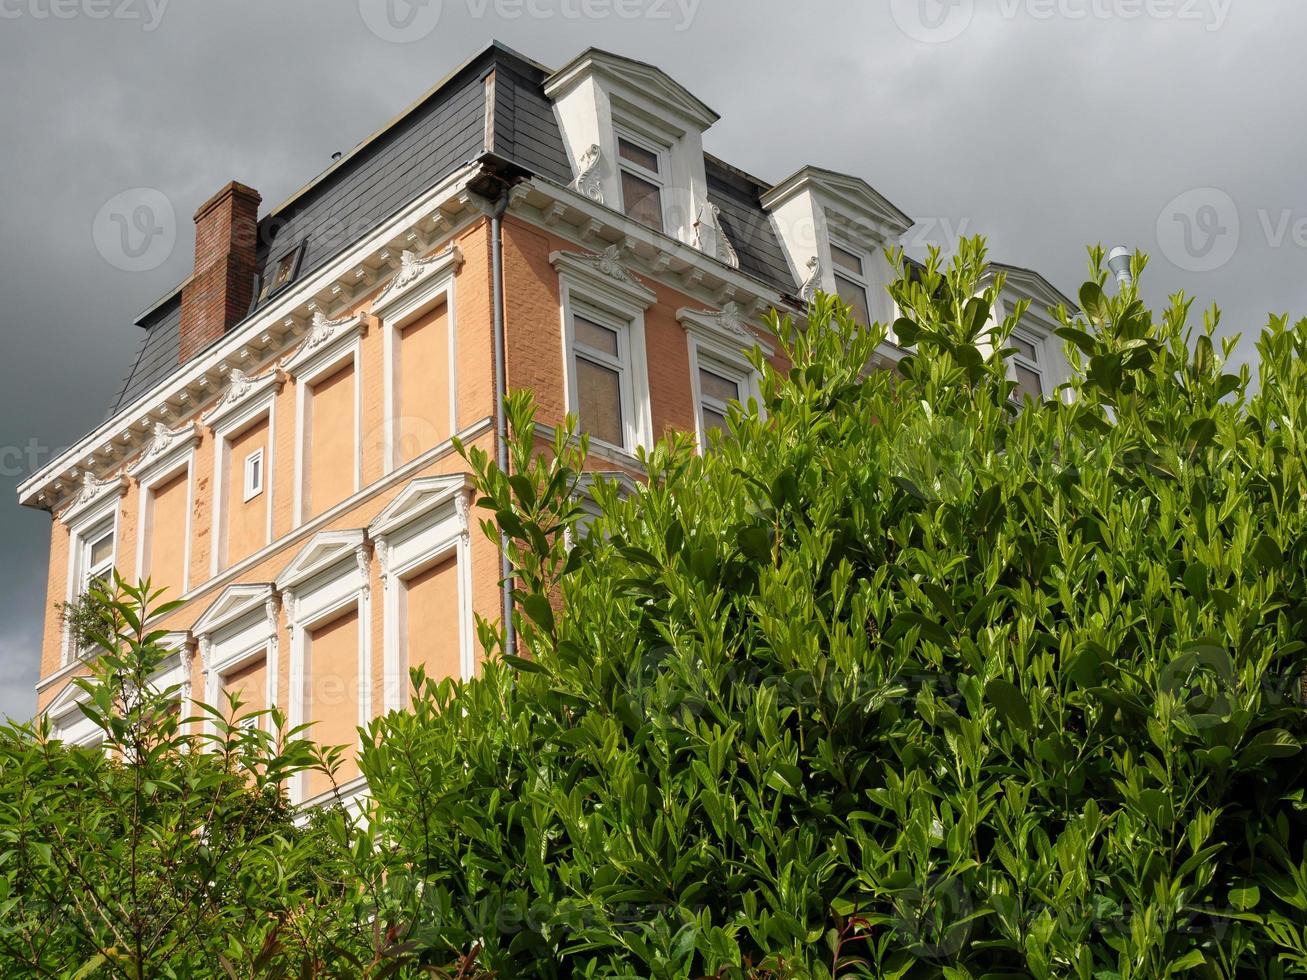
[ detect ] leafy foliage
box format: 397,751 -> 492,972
4,239 -> 1306,978
360,240 -> 1307,977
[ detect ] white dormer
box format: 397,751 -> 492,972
761,166 -> 914,324
545,48 -> 720,249
981,263 -> 1077,403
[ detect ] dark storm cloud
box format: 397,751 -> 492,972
1,0 -> 1301,718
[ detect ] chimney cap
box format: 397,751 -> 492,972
193,180 -> 262,222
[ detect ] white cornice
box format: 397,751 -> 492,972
282,310 -> 367,377
371,243 -> 464,324
126,421 -> 200,485
18,163 -> 482,512
551,245 -> 658,311
59,471 -> 129,527
512,178 -> 792,314
201,367 -> 285,432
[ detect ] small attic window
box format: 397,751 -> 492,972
255,242 -> 304,304
617,134 -> 666,234
830,241 -> 872,325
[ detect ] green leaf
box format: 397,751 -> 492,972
985,678 -> 1033,734
1228,885 -> 1261,912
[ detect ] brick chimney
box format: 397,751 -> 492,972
179,181 -> 262,363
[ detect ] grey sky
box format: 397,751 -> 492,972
1,0 -> 1302,719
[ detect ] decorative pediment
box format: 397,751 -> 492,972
984,262 -> 1078,321
572,144 -> 604,204
372,243 -> 464,322
551,246 -> 657,311
762,166 -> 914,242
202,366 -> 285,431
283,310 -> 366,377
127,421 -> 200,483
59,470 -> 128,527
274,529 -> 366,594
694,203 -> 740,270
193,583 -> 275,639
368,474 -> 473,542
677,301 -> 771,356
545,49 -> 720,132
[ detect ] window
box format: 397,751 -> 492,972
81,521 -> 115,590
243,448 -> 264,502
1009,331 -> 1045,401
256,243 -> 304,303
697,363 -> 741,441
617,134 -> 665,233
831,241 -> 872,325
572,311 -> 634,449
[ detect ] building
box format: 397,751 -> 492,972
16,43 -> 1075,805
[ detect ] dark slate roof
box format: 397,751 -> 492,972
704,155 -> 794,292
108,294 -> 181,418
106,43 -> 798,420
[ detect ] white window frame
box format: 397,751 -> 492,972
678,305 -> 768,455
553,249 -> 656,459
615,128 -> 669,234
1008,327 -> 1048,402
204,368 -> 283,578
194,583 -> 280,737
63,502 -> 121,665
47,635 -> 192,747
243,448 -> 265,502
373,244 -> 464,475
368,475 -> 475,713
690,350 -> 755,450
129,423 -> 201,605
829,237 -> 873,321
289,318 -> 365,527
275,529 -> 371,805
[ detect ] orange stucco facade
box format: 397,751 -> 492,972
32,208 -> 783,799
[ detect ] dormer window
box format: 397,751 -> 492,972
830,241 -> 872,325
255,242 -> 304,304
617,134 -> 666,234
1009,331 -> 1045,401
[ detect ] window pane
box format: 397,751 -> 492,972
621,171 -> 665,233
701,406 -> 729,437
1010,335 -> 1039,361
830,243 -> 864,277
574,316 -> 619,357
618,137 -> 660,174
835,274 -> 872,325
699,367 -> 740,405
1014,364 -> 1044,400
88,532 -> 113,569
576,356 -> 625,446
